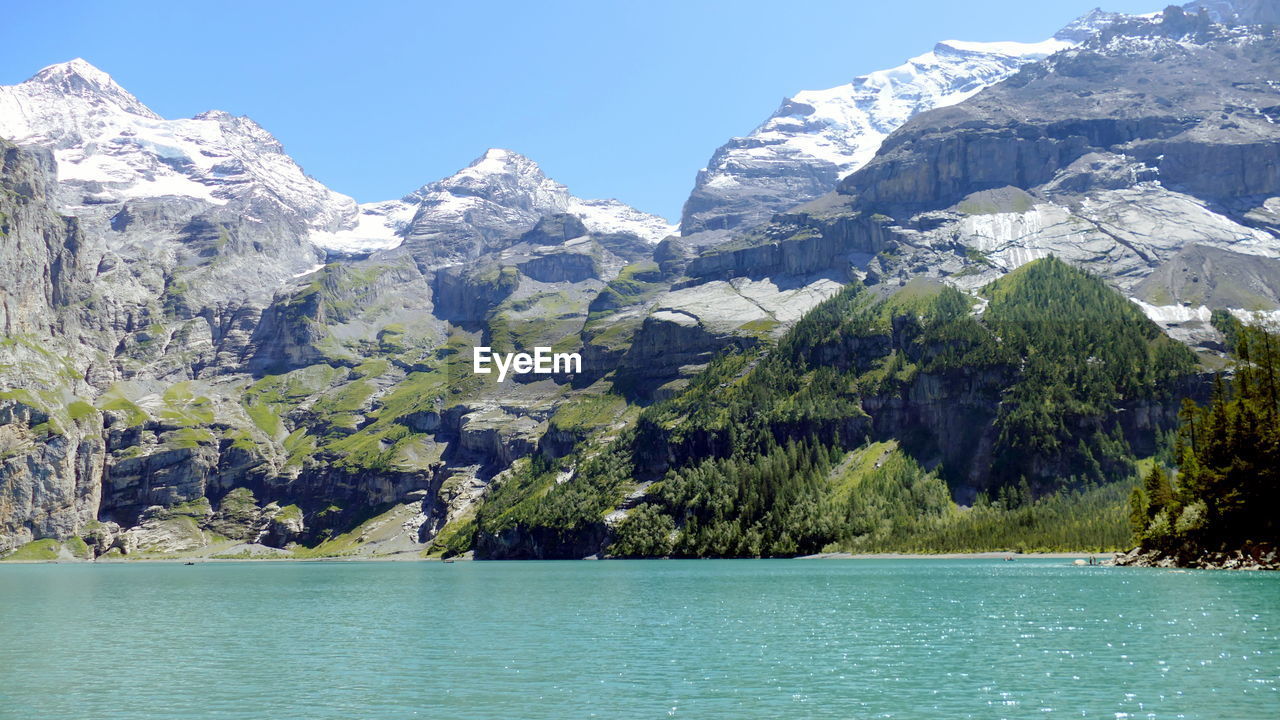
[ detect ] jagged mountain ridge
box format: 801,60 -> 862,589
678,9 -> 1123,235
0,59 -> 673,260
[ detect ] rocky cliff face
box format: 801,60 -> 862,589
0,141 -> 93,338
839,11 -> 1280,212
0,399 -> 105,553
0,140 -> 103,552
1188,0 -> 1280,23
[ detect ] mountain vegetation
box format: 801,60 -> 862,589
471,258 -> 1198,558
1127,318 -> 1280,565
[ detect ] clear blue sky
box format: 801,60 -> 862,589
2,1 -> 1160,221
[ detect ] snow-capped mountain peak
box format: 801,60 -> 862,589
310,148 -> 565,254
426,148 -> 568,210
679,10 -> 1121,235
1,60 -> 673,259
0,58 -> 357,235
1053,8 -> 1129,43
316,148 -> 674,254
23,58 -> 158,119
426,148 -> 675,243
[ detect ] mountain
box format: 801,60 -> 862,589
316,150 -> 674,256
0,60 -> 672,260
0,60 -> 672,556
470,4 -> 1280,558
685,5 -> 1280,339
678,10 -> 1122,235
0,59 -> 355,237
372,148 -> 673,265
3,3 -> 1279,562
475,258 -> 1200,558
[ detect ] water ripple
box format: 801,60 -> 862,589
0,560 -> 1276,719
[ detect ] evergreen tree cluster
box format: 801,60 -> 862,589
657,438 -> 845,557
1131,319 -> 1280,554
983,258 -> 1196,485
900,480 -> 1137,553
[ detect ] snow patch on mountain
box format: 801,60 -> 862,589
1132,301 -> 1280,339
1131,299 -> 1214,324
570,197 -> 675,242
776,38 -> 1070,170
309,199 -> 418,253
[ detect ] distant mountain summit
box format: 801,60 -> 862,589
679,9 -> 1122,235
0,59 -> 357,234
363,149 -> 674,265
0,60 -> 672,261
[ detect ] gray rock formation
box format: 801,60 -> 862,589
0,143 -> 93,337
1188,0 -> 1280,24
1135,245 -> 1280,309
0,141 -> 104,553
838,13 -> 1280,212
0,399 -> 105,553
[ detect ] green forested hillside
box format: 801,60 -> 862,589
470,258 -> 1199,558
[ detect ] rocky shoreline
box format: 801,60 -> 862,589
9,548 -> 1278,568
1112,543 -> 1279,571
5,550 -> 1100,564
799,552 -> 1100,560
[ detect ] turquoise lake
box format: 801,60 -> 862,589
0,559 -> 1276,719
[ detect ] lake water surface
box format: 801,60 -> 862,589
0,559 -> 1276,719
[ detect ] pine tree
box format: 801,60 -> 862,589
1136,321 -> 1280,555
